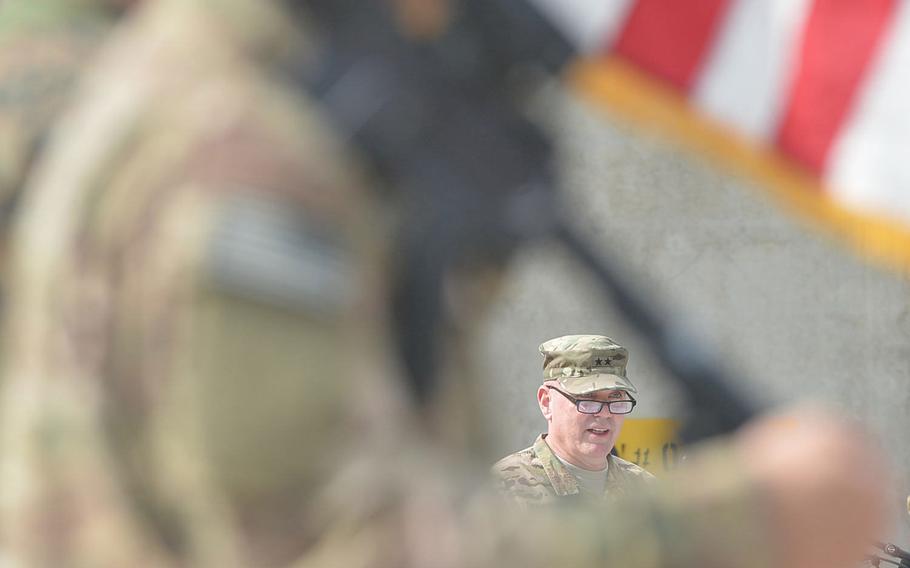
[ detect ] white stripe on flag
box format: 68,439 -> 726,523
826,1 -> 910,223
692,0 -> 814,142
527,0 -> 636,53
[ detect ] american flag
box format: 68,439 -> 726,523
531,0 -> 910,272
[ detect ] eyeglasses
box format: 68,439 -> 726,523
546,385 -> 636,415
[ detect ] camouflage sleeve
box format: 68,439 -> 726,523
490,448 -> 559,507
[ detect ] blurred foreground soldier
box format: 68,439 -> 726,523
0,0 -> 129,320
0,0 -> 892,567
493,334 -> 653,506
0,0 -> 117,202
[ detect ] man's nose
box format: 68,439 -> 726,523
594,404 -> 615,417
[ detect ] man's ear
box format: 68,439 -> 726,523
537,385 -> 552,421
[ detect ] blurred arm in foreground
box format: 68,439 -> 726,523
0,0 -> 892,567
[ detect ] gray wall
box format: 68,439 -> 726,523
477,89 -> 910,544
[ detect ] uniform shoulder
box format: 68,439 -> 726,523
489,444 -> 558,507
491,445 -> 538,477
609,454 -> 657,481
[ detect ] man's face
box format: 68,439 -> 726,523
538,381 -> 631,471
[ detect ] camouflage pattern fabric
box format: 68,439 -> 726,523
0,0 -> 115,221
492,434 -> 655,507
539,333 -> 638,395
0,0 -> 117,371
0,0 -> 381,564
0,0 -> 779,566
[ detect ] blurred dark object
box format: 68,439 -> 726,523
875,541 -> 910,568
294,0 -> 758,440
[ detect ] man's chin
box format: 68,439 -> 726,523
578,440 -> 613,457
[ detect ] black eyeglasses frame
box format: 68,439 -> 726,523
546,385 -> 636,415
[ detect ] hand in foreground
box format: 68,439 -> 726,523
735,407 -> 891,568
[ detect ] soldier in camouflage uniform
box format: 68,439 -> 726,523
0,0 -> 382,563
0,0 -> 891,567
493,334 -> 654,507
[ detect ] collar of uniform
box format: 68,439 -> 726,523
535,435 -> 630,498
533,434 -> 580,496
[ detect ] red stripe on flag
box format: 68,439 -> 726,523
610,0 -> 732,93
775,0 -> 897,175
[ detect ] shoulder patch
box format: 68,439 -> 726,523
208,195 -> 356,315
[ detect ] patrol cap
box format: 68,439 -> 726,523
539,334 -> 637,396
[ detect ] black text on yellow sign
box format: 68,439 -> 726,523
614,418 -> 680,476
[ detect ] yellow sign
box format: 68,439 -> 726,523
614,418 -> 680,476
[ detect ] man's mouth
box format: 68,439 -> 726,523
587,428 -> 610,435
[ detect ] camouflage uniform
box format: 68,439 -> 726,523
493,434 -> 654,507
493,334 -> 653,506
0,0 -> 777,566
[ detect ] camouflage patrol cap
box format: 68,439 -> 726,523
539,334 -> 637,396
